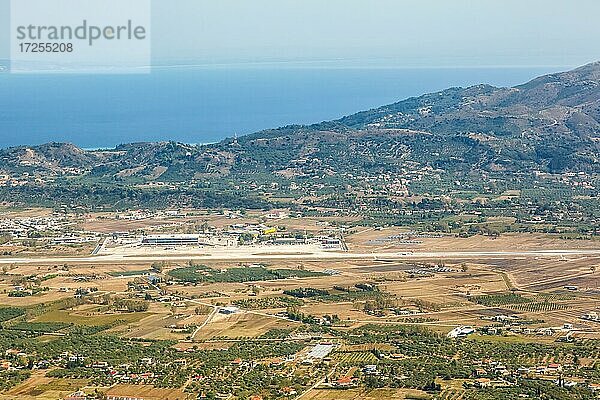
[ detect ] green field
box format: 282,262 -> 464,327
34,309 -> 151,327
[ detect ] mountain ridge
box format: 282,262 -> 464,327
1,62 -> 599,181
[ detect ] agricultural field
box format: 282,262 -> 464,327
192,312 -> 297,340
300,388 -> 430,399
105,384 -> 191,400
0,210 -> 599,399
0,373 -> 88,400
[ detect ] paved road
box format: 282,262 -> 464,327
1,249 -> 599,265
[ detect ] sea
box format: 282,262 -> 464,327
0,65 -> 568,149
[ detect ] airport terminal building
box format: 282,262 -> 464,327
141,234 -> 200,246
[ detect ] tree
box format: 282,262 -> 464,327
151,261 -> 166,273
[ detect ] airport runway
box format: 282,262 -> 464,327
1,248 -> 599,265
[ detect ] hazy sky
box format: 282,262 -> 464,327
1,0 -> 600,67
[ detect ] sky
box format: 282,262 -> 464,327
149,0 -> 600,67
1,0 -> 600,68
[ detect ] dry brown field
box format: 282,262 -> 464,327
105,384 -> 192,400
192,312 -> 295,340
346,229 -> 600,253
0,372 -> 88,400
301,388 -> 430,400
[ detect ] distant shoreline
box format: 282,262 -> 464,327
0,65 -> 565,149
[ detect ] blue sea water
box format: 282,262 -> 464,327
0,65 -> 567,149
